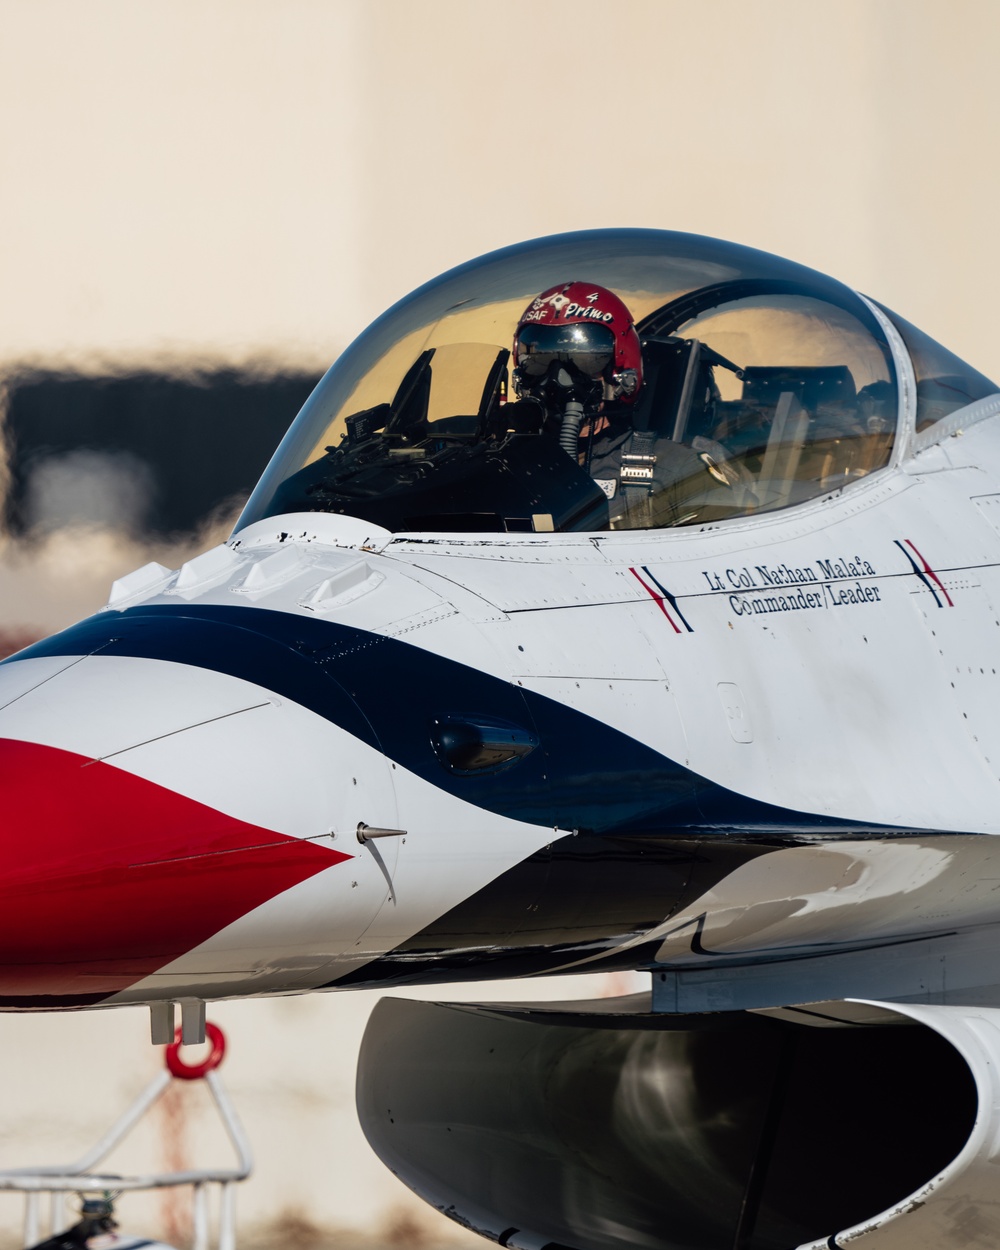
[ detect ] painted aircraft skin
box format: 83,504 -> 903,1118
1,229 -> 999,1018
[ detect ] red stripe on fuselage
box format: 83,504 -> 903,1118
629,566 -> 682,633
904,539 -> 954,607
0,738 -> 350,1004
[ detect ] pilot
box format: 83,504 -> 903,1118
511,282 -> 704,525
858,380 -> 895,435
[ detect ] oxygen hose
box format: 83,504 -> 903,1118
559,400 -> 584,460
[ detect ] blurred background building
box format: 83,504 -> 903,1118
0,0 -> 998,1245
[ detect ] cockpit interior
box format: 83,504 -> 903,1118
241,232 -> 997,536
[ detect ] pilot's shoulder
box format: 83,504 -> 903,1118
652,435 -> 702,466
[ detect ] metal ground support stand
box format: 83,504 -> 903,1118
0,1022 -> 252,1250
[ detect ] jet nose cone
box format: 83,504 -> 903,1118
0,734 -> 349,1007
0,606 -> 407,1004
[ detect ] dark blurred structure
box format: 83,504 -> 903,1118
3,367 -> 323,538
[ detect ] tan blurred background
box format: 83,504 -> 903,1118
0,0 -> 998,1245
3,0 -> 999,376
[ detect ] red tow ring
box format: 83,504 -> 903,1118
165,1022 -> 227,1081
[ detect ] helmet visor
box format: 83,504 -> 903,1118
515,322 -> 616,379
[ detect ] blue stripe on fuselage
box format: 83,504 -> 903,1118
6,603 -> 885,836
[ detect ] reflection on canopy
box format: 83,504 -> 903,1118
239,230 -> 996,535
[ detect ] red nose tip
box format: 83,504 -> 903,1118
0,737 -> 349,1006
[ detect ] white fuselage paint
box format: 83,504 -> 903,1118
4,401 -> 1000,1009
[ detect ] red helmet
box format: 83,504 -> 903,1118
512,281 -> 643,404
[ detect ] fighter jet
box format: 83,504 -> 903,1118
3,229 -> 1000,1249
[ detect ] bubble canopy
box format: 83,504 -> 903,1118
238,230 -> 991,536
